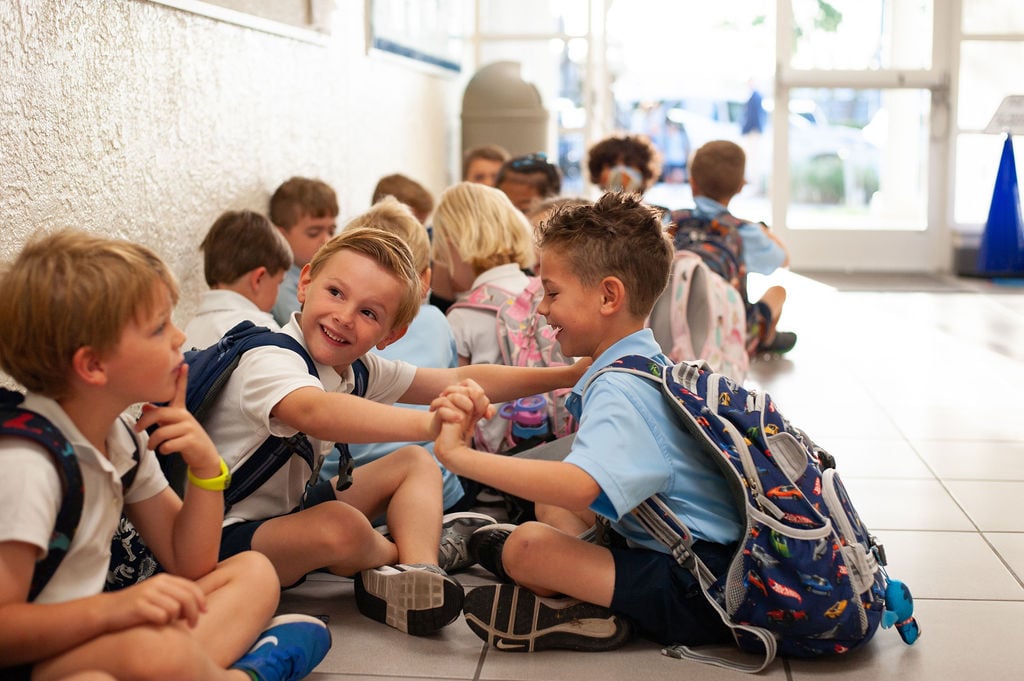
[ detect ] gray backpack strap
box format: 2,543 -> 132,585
631,496 -> 777,673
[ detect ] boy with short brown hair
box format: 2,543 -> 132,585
683,140 -> 796,354
269,176 -> 339,326
185,209 -> 293,349
434,193 -> 742,653
371,173 -> 435,224
0,230 -> 330,681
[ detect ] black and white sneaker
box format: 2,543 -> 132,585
468,523 -> 517,583
462,584 -> 632,652
354,563 -> 464,635
438,511 -> 497,573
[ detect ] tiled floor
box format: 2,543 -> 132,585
282,270 -> 1024,680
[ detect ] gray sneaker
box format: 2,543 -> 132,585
438,512 -> 497,573
354,563 -> 464,636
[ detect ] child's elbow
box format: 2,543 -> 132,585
562,472 -> 602,510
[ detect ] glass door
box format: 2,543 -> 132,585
769,0 -> 951,271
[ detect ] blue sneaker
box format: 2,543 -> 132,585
232,613 -> 331,681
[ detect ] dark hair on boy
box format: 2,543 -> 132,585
462,144 -> 510,179
371,173 -> 435,223
538,192 -> 671,318
689,140 -> 746,203
200,210 -> 293,287
496,153 -> 562,197
269,176 -> 339,229
586,134 -> 664,191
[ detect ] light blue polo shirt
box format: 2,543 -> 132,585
564,329 -> 742,550
693,195 -> 785,275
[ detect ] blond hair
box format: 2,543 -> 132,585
0,230 -> 179,399
432,181 -> 535,274
307,227 -> 421,330
200,210 -> 293,286
343,197 -> 430,275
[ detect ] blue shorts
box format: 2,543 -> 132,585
219,480 -> 338,562
609,540 -> 736,647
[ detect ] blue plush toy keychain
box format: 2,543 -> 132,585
881,574 -> 921,644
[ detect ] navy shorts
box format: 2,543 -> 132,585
609,540 -> 736,647
3,664 -> 31,681
219,479 -> 338,562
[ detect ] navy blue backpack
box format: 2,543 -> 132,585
165,320 -> 369,507
590,356 -> 919,672
0,389 -> 145,596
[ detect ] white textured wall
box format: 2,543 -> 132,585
1,0 -> 459,349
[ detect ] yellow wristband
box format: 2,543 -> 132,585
186,458 -> 231,491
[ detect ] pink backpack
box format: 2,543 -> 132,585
449,277 -> 576,452
651,251 -> 749,382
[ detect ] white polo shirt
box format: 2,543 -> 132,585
201,313 -> 417,526
0,394 -> 166,603
184,289 -> 280,351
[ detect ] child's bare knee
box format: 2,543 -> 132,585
503,521 -> 555,568
218,550 -> 280,592
391,444 -> 443,479
114,627 -> 203,680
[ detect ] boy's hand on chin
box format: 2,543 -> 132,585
135,364 -> 220,474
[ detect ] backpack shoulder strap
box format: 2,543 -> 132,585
0,389 -> 83,602
447,282 -> 518,314
185,320 -> 317,423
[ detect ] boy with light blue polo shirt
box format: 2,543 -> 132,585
685,139 -> 796,354
433,192 -> 743,652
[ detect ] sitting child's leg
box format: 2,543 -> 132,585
462,522 -> 632,652
341,445 -> 446,566
35,552 -> 328,681
751,285 -> 797,354
534,503 -> 594,536
338,445 -> 493,635
246,499 -> 398,585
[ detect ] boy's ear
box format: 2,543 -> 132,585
598,276 -> 627,316
296,263 -> 314,304
418,268 -> 431,298
248,266 -> 269,293
376,324 -> 409,350
70,346 -> 109,388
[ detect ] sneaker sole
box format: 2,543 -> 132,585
355,568 -> 464,636
463,584 -> 631,652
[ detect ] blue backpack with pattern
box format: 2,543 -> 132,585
594,356 -> 919,672
0,389 -> 147,596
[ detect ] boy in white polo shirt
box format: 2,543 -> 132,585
205,226 -> 585,636
0,230 -> 329,681
184,210 -> 293,350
